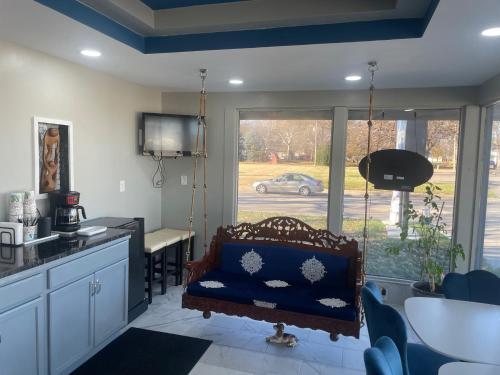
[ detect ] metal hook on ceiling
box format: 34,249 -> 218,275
200,68 -> 207,93
368,61 -> 378,84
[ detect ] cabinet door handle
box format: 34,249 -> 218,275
96,280 -> 102,294
89,281 -> 95,296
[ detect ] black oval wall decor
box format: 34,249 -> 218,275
358,149 -> 434,192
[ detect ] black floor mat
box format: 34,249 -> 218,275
72,328 -> 212,375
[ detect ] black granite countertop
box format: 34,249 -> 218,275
0,228 -> 130,280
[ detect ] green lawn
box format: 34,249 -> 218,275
239,162 -> 456,195
237,210 -> 449,280
341,218 -> 436,280
238,210 -> 328,229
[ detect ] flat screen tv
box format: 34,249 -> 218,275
139,113 -> 198,157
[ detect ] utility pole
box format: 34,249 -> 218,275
314,120 -> 318,165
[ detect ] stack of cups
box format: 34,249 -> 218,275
23,191 -> 37,218
23,191 -> 38,242
8,192 -> 24,223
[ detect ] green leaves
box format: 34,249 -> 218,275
450,243 -> 465,271
385,182 -> 463,290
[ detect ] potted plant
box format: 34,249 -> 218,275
387,183 -> 465,297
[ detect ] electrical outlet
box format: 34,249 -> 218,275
119,180 -> 126,192
181,175 -> 188,185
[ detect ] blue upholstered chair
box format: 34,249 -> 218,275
362,282 -> 453,375
364,336 -> 403,375
442,270 -> 500,305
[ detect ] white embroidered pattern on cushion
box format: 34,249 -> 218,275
300,256 -> 327,284
240,249 -> 264,275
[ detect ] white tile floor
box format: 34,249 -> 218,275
129,285 -> 419,375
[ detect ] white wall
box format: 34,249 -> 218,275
0,40 -> 163,231
479,72 -> 500,105
161,87 -> 478,259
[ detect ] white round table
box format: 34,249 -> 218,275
439,362 -> 500,375
404,297 -> 500,365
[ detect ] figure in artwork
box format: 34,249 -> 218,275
40,127 -> 60,192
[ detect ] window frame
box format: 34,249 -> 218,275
231,108 -> 336,231
224,105 -> 468,281
473,103 -> 497,270
342,108 -> 462,280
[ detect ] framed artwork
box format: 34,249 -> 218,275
33,117 -> 74,198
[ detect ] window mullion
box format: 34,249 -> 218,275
329,107 -> 348,233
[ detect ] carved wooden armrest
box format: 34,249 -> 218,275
354,281 -> 363,311
353,257 -> 363,313
185,255 -> 215,284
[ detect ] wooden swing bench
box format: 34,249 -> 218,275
182,217 -> 363,340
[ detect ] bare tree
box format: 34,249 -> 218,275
345,120 -> 396,165
240,119 -> 331,162
426,120 -> 458,164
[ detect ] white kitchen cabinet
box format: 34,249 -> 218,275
0,298 -> 45,375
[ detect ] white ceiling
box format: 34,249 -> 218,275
0,0 -> 500,92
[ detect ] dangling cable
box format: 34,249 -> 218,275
184,69 -> 208,289
152,155 -> 167,188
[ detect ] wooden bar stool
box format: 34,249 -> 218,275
144,229 -> 193,302
144,233 -> 169,304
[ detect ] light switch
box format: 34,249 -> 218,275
119,180 -> 126,192
181,175 -> 188,185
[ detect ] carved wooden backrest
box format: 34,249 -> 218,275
218,216 -> 358,256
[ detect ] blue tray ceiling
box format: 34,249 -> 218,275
34,0 -> 440,54
141,0 -> 249,10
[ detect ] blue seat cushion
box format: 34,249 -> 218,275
187,270 -> 357,321
220,242 -> 350,288
407,343 -> 455,375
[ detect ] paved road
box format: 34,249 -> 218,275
238,191 -> 454,226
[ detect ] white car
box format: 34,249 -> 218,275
252,173 -> 324,196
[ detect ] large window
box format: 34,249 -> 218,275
342,109 -> 460,280
233,107 -> 461,281
481,103 -> 500,276
237,110 -> 333,229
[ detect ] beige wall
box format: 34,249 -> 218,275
0,41 -> 163,231
161,87 -> 478,258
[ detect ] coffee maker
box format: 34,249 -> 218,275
49,191 -> 87,232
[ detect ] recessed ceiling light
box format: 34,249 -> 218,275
80,49 -> 102,57
229,79 -> 244,85
404,108 -> 415,112
481,27 -> 500,37
345,75 -> 362,81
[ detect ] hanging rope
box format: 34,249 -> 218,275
184,69 -> 209,289
362,61 -> 378,282
359,61 -> 378,328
